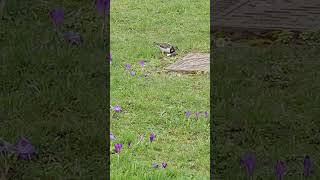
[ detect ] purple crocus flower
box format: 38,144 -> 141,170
15,137 -> 37,160
62,32 -> 83,45
110,133 -> 116,140
139,60 -> 145,67
275,160 -> 285,180
130,71 -> 136,76
149,133 -> 156,142
185,111 -> 191,118
113,105 -> 122,112
114,143 -> 123,154
162,162 -> 167,168
125,64 -> 131,71
128,141 -> 132,148
303,155 -> 311,176
96,0 -> 110,15
204,111 -> 208,118
240,153 -> 256,178
108,53 -> 112,63
152,163 -> 159,168
49,8 -> 64,27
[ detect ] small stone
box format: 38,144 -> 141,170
166,53 -> 209,74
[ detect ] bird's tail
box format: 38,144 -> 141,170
153,42 -> 160,46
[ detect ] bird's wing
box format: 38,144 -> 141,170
154,42 -> 171,48
159,43 -> 171,48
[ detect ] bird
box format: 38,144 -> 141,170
153,42 -> 178,56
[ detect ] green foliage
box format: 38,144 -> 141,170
273,30 -> 295,44
300,30 -> 320,43
1,1 -> 106,179
1,0 -> 210,179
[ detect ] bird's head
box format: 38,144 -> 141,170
170,47 -> 177,53
172,46 -> 179,52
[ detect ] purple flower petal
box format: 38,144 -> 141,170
125,64 -> 131,71
62,32 -> 83,45
110,133 -> 116,140
185,111 -> 191,118
114,143 -> 123,154
0,139 -> 16,155
149,133 -> 156,142
275,160 -> 285,180
241,153 -> 256,177
108,53 -> 112,63
96,0 -> 110,15
204,111 -> 208,118
130,71 -> 136,76
139,60 -> 145,67
152,163 -> 159,168
49,8 -> 64,27
113,105 -> 122,112
304,155 -> 311,176
162,162 -> 167,168
15,137 -> 37,160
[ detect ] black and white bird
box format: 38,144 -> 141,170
153,42 -> 178,56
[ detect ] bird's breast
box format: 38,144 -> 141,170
160,47 -> 171,53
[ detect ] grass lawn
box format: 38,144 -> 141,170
110,0 -> 210,179
213,44 -> 320,179
1,1 -> 107,179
